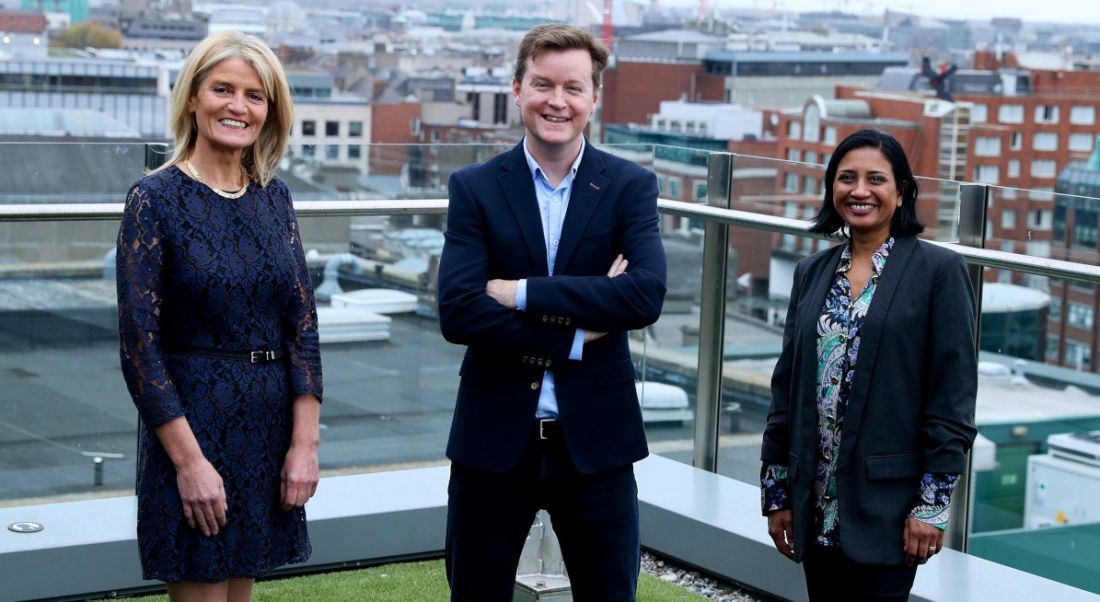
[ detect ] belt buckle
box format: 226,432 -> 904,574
539,419 -> 554,440
250,350 -> 275,364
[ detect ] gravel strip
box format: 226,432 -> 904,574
641,551 -> 773,601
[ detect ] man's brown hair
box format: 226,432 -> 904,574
513,24 -> 609,89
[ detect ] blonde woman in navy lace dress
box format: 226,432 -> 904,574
116,31 -> 322,602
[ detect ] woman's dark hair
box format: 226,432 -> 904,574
809,128 -> 924,238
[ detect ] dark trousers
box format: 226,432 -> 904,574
803,544 -> 918,602
445,425 -> 640,602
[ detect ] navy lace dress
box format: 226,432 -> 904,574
116,166 -> 322,582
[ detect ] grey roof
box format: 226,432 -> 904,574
623,29 -> 726,44
705,50 -> 909,64
0,108 -> 141,138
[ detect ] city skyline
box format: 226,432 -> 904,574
661,0 -> 1100,26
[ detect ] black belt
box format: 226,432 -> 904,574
175,348 -> 284,364
533,419 -> 562,440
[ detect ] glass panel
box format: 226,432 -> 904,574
0,142 -> 150,506
711,227 -> 817,485
969,269 -> 1100,597
297,212 -> 456,473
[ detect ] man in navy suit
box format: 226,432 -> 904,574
437,23 -> 667,601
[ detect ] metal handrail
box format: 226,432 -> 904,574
3,197 -> 1100,283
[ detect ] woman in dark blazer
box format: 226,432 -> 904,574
760,129 -> 978,601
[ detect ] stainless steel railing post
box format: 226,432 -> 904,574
692,153 -> 732,473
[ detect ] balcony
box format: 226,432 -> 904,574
2,142 -> 1100,601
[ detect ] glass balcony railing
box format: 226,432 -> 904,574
3,141 -> 1100,598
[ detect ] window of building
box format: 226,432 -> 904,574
1002,186 -> 1018,199
467,92 -> 479,121
301,120 -> 316,136
1007,160 -> 1020,178
1026,240 -> 1051,257
1032,132 -> 1058,151
1035,105 -> 1060,124
998,104 -> 1024,124
668,178 -> 682,199
784,202 -> 799,218
1010,131 -> 1022,150
1065,340 -> 1090,368
975,165 -> 999,184
693,181 -> 707,201
302,144 -> 315,157
1069,133 -> 1094,152
349,121 -> 363,137
410,118 -> 421,136
325,144 -> 339,160
1030,187 -> 1054,201
1068,303 -> 1094,329
1050,297 -> 1062,320
823,126 -> 837,144
804,151 -> 818,165
1046,334 -> 1060,362
974,137 -> 1001,156
786,148 -> 800,162
788,121 -> 802,140
1031,160 -> 1057,178
431,130 -> 441,143
784,172 -> 799,192
1028,209 -> 1051,230
348,144 -> 361,160
1002,209 -> 1016,229
970,104 -> 988,122
325,121 -> 339,137
1070,106 -> 1096,125
804,176 -> 817,195
803,104 -> 821,142
493,92 -> 508,124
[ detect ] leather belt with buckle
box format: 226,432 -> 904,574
536,419 -> 562,440
174,348 -> 284,364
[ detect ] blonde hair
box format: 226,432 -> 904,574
155,31 -> 293,187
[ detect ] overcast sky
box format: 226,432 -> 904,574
669,0 -> 1100,26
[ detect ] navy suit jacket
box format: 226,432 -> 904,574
437,141 -> 667,474
761,235 -> 978,565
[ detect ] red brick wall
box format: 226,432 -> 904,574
601,60 -> 723,127
370,102 -> 421,175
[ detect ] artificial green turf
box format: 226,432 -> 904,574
132,558 -> 708,600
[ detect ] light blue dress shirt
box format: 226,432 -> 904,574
515,138 -> 588,419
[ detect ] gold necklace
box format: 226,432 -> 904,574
184,159 -> 249,200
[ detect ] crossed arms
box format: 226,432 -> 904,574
437,167 -> 666,357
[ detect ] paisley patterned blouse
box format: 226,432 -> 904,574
761,238 -> 958,546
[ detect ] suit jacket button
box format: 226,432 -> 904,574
545,359 -> 552,367
566,318 -> 572,325
542,315 -> 548,322
531,381 -> 540,390
537,359 -> 545,366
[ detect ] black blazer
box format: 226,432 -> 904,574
761,235 -> 978,565
437,142 -> 667,474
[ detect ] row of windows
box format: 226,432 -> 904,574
0,73 -> 157,92
974,132 -> 1095,157
999,209 -> 1053,230
786,122 -> 837,144
655,119 -> 709,135
298,144 -> 364,161
785,148 -> 829,165
297,119 -> 364,138
974,160 -> 1059,183
970,104 -> 1096,125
